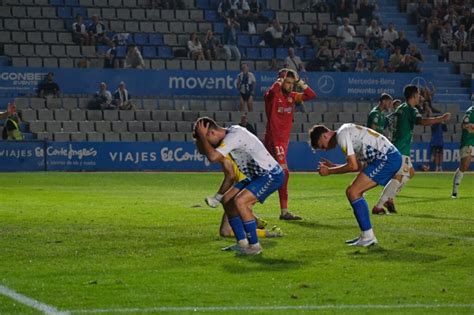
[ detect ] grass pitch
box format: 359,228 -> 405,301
0,172 -> 472,315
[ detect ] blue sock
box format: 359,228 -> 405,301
228,216 -> 247,241
350,197 -> 372,232
243,219 -> 259,245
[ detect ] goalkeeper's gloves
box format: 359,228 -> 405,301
205,193 -> 223,208
295,77 -> 308,90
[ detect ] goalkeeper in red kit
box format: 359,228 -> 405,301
264,68 -> 317,220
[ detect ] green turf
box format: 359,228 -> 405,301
0,172 -> 472,315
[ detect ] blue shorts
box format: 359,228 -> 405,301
363,151 -> 402,186
234,166 -> 284,203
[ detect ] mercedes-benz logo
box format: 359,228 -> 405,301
410,76 -> 427,88
317,75 -> 335,94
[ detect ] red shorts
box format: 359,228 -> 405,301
265,138 -> 288,165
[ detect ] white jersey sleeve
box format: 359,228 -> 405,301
337,128 -> 355,157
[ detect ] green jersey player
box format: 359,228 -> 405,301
372,85 -> 451,214
367,93 -> 392,134
451,106 -> 474,198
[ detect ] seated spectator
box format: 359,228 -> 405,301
357,0 -> 376,25
332,47 -> 350,72
355,59 -> 369,72
263,19 -> 284,48
72,15 -> 90,46
306,44 -> 332,71
389,46 -> 403,72
284,47 -> 305,72
374,40 -> 390,70
284,21 -> 301,47
90,82 -> 114,110
113,81 -> 135,110
444,7 -> 459,28
397,54 -> 419,72
218,0 -> 234,20
373,57 -> 386,72
311,21 -> 328,49
1,102 -> 23,141
37,72 -> 60,98
222,17 -> 241,61
124,44 -> 145,69
239,112 -> 257,136
365,19 -> 383,49
383,23 -> 399,46
335,0 -> 353,25
203,30 -> 220,60
87,15 -> 110,46
104,40 -> 118,68
392,30 -> 410,54
187,33 -> 205,60
408,44 -> 423,62
459,8 -> 473,31
354,43 -> 369,66
337,18 -> 356,49
439,21 -> 454,61
454,24 -> 468,51
234,0 -> 251,32
248,0 -> 268,23
236,63 -> 256,112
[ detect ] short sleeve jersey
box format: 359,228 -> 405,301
237,72 -> 256,95
216,125 -> 279,178
461,106 -> 474,147
367,106 -> 386,134
391,102 -> 422,156
337,123 -> 398,163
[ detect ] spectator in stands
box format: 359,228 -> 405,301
389,46 -> 403,72
37,72 -> 60,98
426,9 -> 442,47
239,112 -> 257,136
337,18 -> 356,49
87,14 -> 110,46
284,21 -> 301,47
284,47 -> 305,72
264,19 -> 284,48
90,82 -> 114,110
248,0 -> 268,23
397,53 -> 420,73
355,59 -> 369,72
365,19 -> 383,49
113,81 -> 135,110
124,44 -> 145,69
332,47 -> 350,72
439,21 -> 455,61
311,21 -> 328,49
357,0 -> 377,25
203,30 -> 220,60
306,44 -> 332,71
354,43 -> 369,66
420,82 -> 440,114
222,17 -> 241,61
408,44 -> 423,62
218,0 -> 234,20
416,0 -> 432,36
187,33 -> 205,60
104,40 -> 118,68
383,23 -> 399,46
392,30 -> 410,54
444,7 -> 459,28
1,102 -> 23,141
459,8 -> 473,31
335,0 -> 353,25
236,63 -> 256,112
454,24 -> 468,50
310,0 -> 329,13
374,40 -> 390,72
72,15 -> 90,46
234,0 -> 251,32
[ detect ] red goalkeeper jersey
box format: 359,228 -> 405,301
264,81 -> 316,143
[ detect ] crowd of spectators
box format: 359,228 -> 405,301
89,81 -> 135,110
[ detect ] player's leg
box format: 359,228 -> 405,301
452,146 -> 472,198
239,95 -> 245,112
346,172 -> 379,246
247,95 -> 254,112
221,185 -> 249,248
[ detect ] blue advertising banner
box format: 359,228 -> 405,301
0,67 -> 432,99
0,141 -> 471,172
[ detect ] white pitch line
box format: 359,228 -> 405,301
0,284 -> 69,315
70,304 -> 474,314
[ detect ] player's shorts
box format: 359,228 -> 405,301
226,155 -> 246,182
264,139 -> 289,165
430,145 -> 443,154
363,151 -> 403,186
395,155 -> 413,177
460,145 -> 474,158
240,93 -> 252,102
234,165 -> 284,203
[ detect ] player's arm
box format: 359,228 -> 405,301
367,113 -> 376,130
205,157 -> 236,208
319,154 -> 359,176
416,112 -> 451,126
294,78 -> 316,102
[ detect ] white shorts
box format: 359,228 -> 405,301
460,146 -> 474,159
396,155 -> 413,177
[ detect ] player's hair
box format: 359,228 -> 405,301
379,93 -> 393,102
192,116 -> 219,139
308,124 -> 330,149
285,70 -> 297,79
403,85 -> 419,100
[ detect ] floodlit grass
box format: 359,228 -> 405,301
0,172 -> 472,314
